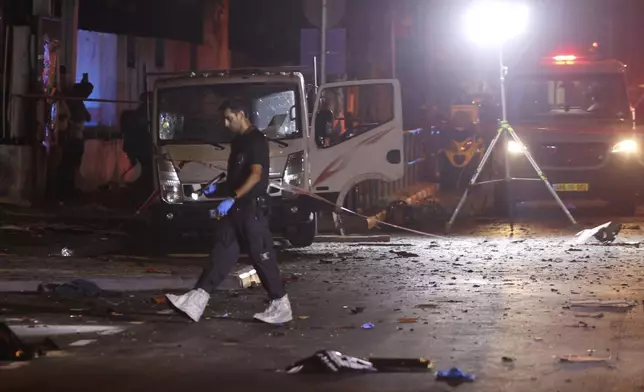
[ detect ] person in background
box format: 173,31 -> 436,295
56,73 -> 93,202
121,92 -> 153,199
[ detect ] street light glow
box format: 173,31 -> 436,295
464,1 -> 529,46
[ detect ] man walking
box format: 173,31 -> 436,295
166,99 -> 292,324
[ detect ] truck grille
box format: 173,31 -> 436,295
530,142 -> 608,167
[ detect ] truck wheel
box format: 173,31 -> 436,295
285,215 -> 317,248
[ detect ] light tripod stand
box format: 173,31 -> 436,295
445,47 -> 577,231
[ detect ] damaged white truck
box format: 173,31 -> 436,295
148,68 -> 403,248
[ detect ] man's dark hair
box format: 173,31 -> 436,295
219,99 -> 249,116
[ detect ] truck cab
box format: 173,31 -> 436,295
150,69 -> 403,247
498,53 -> 644,215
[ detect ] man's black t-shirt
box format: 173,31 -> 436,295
227,127 -> 270,200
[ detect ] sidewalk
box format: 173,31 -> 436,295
0,253 -> 203,292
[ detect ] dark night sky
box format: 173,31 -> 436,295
229,0 -> 306,65
230,0 -> 644,75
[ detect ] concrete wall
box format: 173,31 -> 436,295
0,0 -> 230,205
0,146 -> 34,206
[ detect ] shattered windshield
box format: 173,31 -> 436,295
157,83 -> 301,143
508,73 -> 629,121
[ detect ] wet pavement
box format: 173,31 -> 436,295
2,216 -> 644,391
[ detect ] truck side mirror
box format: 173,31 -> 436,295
315,109 -> 334,145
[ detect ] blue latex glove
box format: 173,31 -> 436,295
202,183 -> 217,196
436,368 -> 475,382
216,198 -> 235,216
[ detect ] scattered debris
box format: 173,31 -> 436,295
370,357 -> 433,372
58,235 -> 127,258
349,306 -> 365,315
566,321 -> 595,329
575,313 -> 604,319
397,317 -> 419,324
389,250 -> 420,258
361,323 -> 375,329
569,300 -> 636,309
416,304 -> 439,309
221,338 -> 240,346
285,350 -> 377,374
38,279 -> 103,298
284,351 -> 434,374
152,296 -> 167,304
60,247 -> 74,257
69,339 -> 97,347
319,258 -> 340,265
349,243 -> 414,247
234,266 -> 261,288
297,316 -> 310,320
436,367 -> 475,383
534,337 -> 543,342
575,222 -> 621,244
156,309 -> 175,315
502,356 -> 515,363
559,355 -> 611,363
282,274 -> 301,283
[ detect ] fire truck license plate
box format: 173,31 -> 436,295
553,183 -> 589,192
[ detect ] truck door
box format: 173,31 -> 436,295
308,79 -> 403,204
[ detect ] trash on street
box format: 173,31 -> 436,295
397,317 -> 419,323
369,357 -> 433,372
389,250 -> 420,258
37,279 -> 104,298
436,367 -> 475,383
559,355 -> 611,363
575,222 -> 621,244
569,299 -> 636,309
285,350 -> 377,374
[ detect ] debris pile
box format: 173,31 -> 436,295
285,350 -> 434,374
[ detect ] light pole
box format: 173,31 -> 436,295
462,0 -> 529,122
320,0 -> 328,85
446,0 -> 576,230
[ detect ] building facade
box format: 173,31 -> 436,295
0,0 -> 230,205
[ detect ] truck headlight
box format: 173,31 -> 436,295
611,140 -> 638,154
507,140 -> 525,154
283,151 -> 304,188
158,160 -> 183,204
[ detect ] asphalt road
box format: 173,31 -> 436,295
2,217 -> 644,391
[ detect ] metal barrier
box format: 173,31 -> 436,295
344,127 -> 438,213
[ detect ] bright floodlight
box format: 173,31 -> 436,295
464,1 -> 529,46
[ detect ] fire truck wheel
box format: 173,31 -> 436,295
285,215 -> 317,248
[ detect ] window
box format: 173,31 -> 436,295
508,73 -> 629,120
315,83 -> 394,148
157,83 -> 301,144
76,30 -> 118,126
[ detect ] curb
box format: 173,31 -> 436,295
314,235 -> 391,243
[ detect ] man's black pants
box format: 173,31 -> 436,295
196,198 -> 286,300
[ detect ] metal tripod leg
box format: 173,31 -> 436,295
446,128 -> 504,231
506,127 -> 577,226
446,122 -> 577,231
